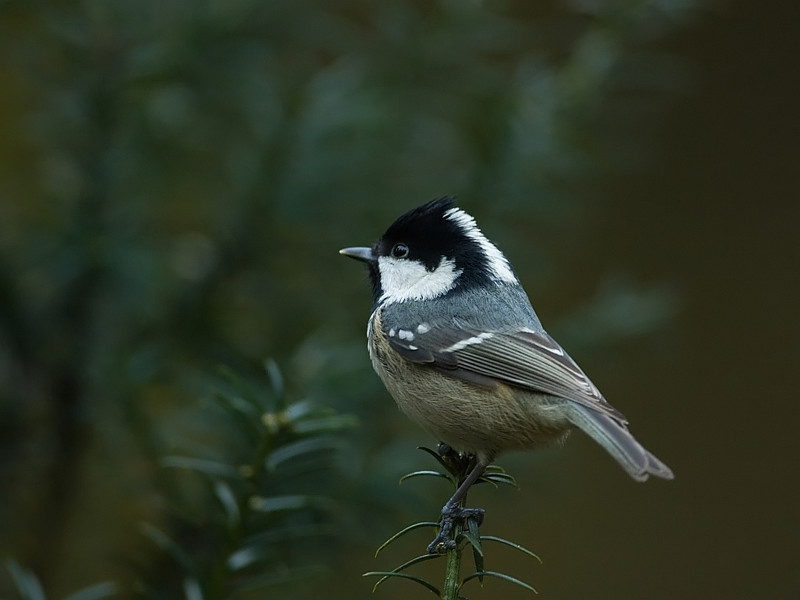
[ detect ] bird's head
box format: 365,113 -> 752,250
340,197 -> 518,306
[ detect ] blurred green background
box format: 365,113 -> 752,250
1,0 -> 798,598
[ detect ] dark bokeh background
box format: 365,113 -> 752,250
1,0 -> 798,598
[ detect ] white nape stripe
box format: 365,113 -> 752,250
442,332 -> 494,353
378,255 -> 463,305
443,207 -> 517,283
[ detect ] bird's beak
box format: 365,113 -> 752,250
339,246 -> 376,263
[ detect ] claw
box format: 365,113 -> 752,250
426,505 -> 485,554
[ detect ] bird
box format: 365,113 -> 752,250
340,197 -> 673,553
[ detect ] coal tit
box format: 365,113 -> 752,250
341,197 -> 673,551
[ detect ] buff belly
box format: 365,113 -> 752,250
369,314 -> 571,461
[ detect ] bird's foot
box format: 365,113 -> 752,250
426,504 -> 485,554
437,442 -> 474,477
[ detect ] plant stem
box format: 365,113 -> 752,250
441,525 -> 463,600
441,452 -> 476,600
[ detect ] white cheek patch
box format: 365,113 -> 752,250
443,207 -> 517,284
378,256 -> 463,304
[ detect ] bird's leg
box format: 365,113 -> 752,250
427,458 -> 487,554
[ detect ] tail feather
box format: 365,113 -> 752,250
565,404 -> 674,481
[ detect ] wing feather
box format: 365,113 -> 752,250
387,326 -> 626,423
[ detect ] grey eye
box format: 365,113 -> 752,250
391,243 -> 409,258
